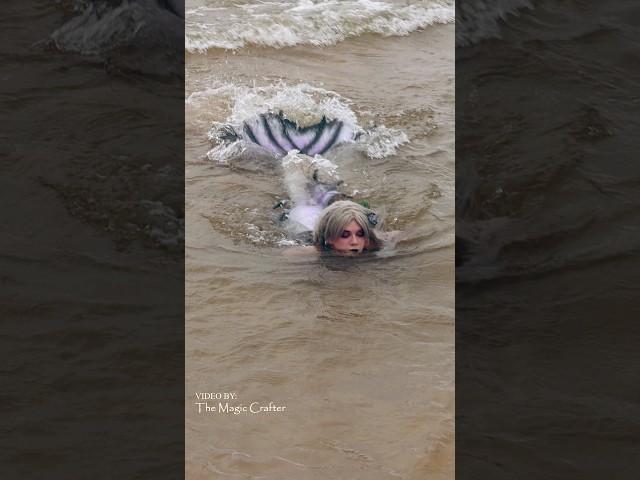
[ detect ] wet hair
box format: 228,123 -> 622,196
313,200 -> 382,251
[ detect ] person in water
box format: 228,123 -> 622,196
314,200 -> 383,254
267,143 -> 397,256
285,199 -> 397,256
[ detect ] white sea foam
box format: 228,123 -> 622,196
187,81 -> 357,128
356,125 -> 410,159
282,151 -> 340,203
191,81 -> 409,163
205,139 -> 245,164
186,0 -> 454,51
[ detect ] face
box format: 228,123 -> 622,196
327,220 -> 367,254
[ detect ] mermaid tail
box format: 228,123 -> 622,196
240,112 -> 357,157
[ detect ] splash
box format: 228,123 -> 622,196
192,81 -> 409,164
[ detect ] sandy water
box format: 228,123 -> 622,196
185,17 -> 454,480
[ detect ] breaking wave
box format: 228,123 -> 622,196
186,0 -> 454,51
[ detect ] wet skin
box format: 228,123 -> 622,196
326,220 -> 367,254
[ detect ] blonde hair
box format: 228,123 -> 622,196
313,200 -> 382,251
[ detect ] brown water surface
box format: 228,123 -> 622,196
186,25 -> 454,480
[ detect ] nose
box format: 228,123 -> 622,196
349,234 -> 359,245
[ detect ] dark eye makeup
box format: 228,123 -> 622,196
341,229 -> 365,238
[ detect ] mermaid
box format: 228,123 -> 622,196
276,153 -> 398,256
221,111 -> 399,255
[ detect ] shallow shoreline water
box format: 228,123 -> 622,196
186,22 -> 455,479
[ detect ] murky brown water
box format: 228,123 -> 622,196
186,22 -> 454,480
456,1 -> 640,478
2,1 -> 184,477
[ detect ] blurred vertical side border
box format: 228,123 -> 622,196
456,1 -> 640,478
0,1 -> 185,478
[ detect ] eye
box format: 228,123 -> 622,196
356,230 -> 364,237
341,231 -> 350,238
